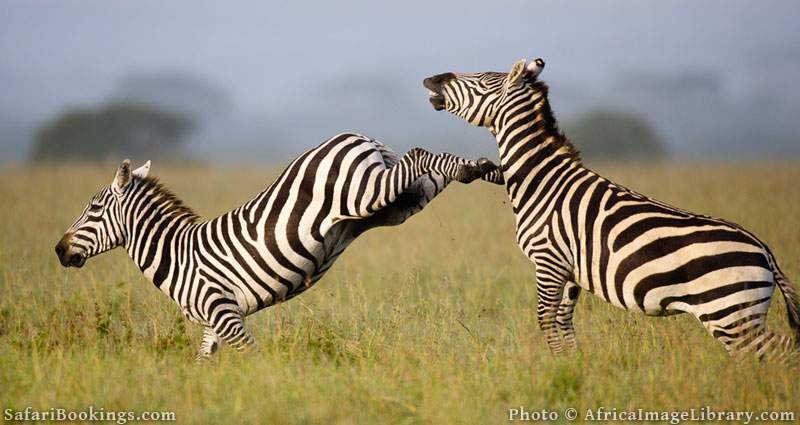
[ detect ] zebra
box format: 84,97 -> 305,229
423,58 -> 800,360
55,133 -> 503,360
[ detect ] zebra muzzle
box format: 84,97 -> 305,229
55,238 -> 86,268
423,74 -> 452,111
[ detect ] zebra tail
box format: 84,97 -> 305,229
773,265 -> 800,349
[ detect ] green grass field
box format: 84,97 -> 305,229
1,161 -> 799,424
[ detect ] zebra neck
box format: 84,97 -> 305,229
492,93 -> 583,213
122,182 -> 199,290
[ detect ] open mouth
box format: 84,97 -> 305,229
428,92 -> 445,110
423,80 -> 445,111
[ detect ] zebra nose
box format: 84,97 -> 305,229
434,73 -> 455,84
55,234 -> 72,260
424,73 -> 455,90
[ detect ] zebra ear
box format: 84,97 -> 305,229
132,160 -> 151,179
506,58 -> 528,87
113,159 -> 132,191
526,58 -> 545,79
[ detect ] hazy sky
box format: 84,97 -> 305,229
3,0 -> 798,115
2,1 -> 799,160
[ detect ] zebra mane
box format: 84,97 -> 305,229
136,176 -> 200,223
530,81 -> 582,163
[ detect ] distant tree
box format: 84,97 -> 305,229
113,73 -> 232,125
564,110 -> 666,160
31,102 -> 194,161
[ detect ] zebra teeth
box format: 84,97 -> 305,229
428,90 -> 440,97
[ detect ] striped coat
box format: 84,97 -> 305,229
424,58 -> 799,360
56,133 -> 502,359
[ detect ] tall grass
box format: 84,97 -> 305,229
1,161 -> 798,424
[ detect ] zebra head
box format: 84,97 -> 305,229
55,159 -> 151,268
423,58 -> 545,127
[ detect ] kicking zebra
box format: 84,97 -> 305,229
55,133 -> 503,360
423,58 -> 800,360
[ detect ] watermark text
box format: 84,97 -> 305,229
507,405 -> 795,424
5,406 -> 176,424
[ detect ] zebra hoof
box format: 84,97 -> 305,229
455,166 -> 479,183
194,354 -> 213,364
476,158 -> 498,174
456,158 -> 498,183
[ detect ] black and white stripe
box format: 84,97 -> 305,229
424,58 -> 800,360
56,133 -> 502,359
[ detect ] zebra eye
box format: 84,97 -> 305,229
88,203 -> 103,213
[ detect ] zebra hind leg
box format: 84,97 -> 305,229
750,328 -> 797,362
699,306 -> 797,363
556,282 -> 581,353
719,323 -> 796,362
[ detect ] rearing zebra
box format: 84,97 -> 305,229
423,58 -> 800,360
55,133 -> 502,360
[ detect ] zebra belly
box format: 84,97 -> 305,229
196,240 -> 326,316
602,237 -> 773,317
577,269 -> 636,312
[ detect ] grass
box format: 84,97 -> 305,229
1,161 -> 799,424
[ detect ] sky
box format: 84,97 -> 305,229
2,0 -> 799,161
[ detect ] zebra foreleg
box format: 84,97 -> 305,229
209,304 -> 256,354
451,156 -> 503,184
407,149 -> 500,185
556,281 -> 581,353
352,148 -> 499,218
195,327 -> 220,362
477,159 -> 505,185
536,277 -> 568,355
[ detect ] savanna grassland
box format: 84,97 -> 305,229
1,161 -> 799,424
